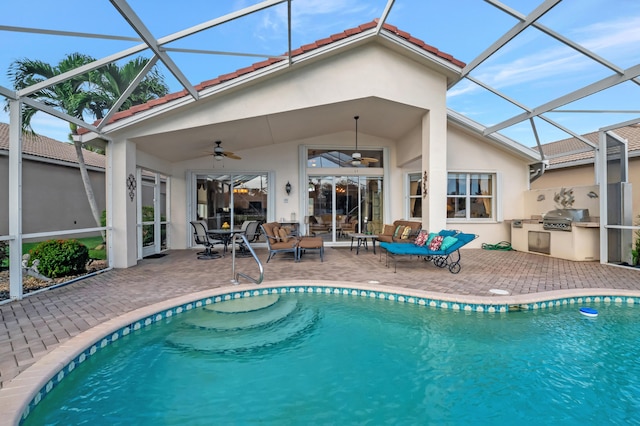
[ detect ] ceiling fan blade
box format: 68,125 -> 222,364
361,157 -> 379,164
225,152 -> 242,160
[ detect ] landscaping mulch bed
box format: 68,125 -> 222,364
0,260 -> 108,302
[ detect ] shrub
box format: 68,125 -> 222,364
29,239 -> 89,278
0,241 -> 8,269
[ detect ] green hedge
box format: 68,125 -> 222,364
29,239 -> 89,278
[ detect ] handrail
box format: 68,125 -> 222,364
231,234 -> 264,285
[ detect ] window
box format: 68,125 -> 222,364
307,149 -> 383,168
408,173 -> 422,219
447,173 -> 494,220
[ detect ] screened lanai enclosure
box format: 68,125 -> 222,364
2,0 -> 640,300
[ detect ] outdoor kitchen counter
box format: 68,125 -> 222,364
574,221 -> 600,227
510,220 -> 600,261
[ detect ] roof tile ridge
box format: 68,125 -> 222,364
378,19 -> 465,67
79,19 -> 464,133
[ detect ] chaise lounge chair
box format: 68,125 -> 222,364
380,229 -> 478,274
261,222 -> 300,262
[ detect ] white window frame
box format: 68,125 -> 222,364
446,171 -> 498,222
407,172 -> 422,220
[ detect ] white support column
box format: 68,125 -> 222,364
421,109 -> 448,232
8,101 -> 23,300
109,139 -> 139,268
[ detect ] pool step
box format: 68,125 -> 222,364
183,297 -> 298,331
166,301 -> 318,353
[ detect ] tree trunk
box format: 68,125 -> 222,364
73,140 -> 106,241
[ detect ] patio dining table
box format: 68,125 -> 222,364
207,229 -> 251,256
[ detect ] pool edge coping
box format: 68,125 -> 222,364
3,281 -> 640,425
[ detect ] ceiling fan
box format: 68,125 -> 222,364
212,140 -> 241,161
352,116 -> 379,166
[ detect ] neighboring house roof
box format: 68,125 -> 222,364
536,124 -> 640,168
80,20 -> 465,133
0,123 -> 105,169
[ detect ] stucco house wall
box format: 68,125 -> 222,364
0,126 -> 106,239
78,23 -> 539,267
445,123 -> 531,242
533,159 -> 640,220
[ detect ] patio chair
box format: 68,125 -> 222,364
261,222 -> 299,262
190,221 -> 224,259
233,220 -> 261,256
244,220 -> 262,242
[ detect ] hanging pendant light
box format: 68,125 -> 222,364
352,115 -> 361,166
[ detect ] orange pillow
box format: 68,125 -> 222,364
272,226 -> 281,241
278,228 -> 289,243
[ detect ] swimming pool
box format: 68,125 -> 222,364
21,289 -> 640,425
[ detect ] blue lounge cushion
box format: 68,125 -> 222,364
439,229 -> 458,237
455,233 -> 476,245
381,231 -> 477,257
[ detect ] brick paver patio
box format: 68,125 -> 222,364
1,246 -> 639,424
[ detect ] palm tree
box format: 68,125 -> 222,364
7,53 -> 169,240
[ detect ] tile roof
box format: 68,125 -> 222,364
535,124 -> 640,167
0,123 -> 105,169
79,20 -> 465,133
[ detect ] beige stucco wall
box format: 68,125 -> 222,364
116,42 -> 452,251
444,124 -> 531,245
101,39 -> 534,258
0,155 -> 105,237
533,158 -> 640,220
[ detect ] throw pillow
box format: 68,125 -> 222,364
278,228 -> 289,243
394,225 -> 405,238
272,226 -> 281,242
425,232 -> 438,246
414,231 -> 429,247
429,235 -> 444,251
401,226 -> 412,239
383,224 -> 395,236
440,236 -> 458,251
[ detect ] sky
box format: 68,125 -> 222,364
0,0 -> 639,147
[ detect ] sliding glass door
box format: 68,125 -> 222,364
195,173 -> 268,231
305,146 -> 385,243
307,175 -> 383,242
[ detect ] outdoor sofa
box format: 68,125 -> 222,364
377,220 -> 422,243
380,229 -> 478,274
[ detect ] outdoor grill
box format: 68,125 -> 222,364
542,208 -> 590,232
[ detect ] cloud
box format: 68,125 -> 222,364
463,14 -> 640,93
576,16 -> 640,54
256,0 -> 378,41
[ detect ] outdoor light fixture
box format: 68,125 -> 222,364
350,116 -> 378,166
308,181 -> 315,192
285,181 -> 292,195
214,141 -> 224,161
352,115 -> 361,166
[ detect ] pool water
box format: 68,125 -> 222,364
24,293 -> 640,425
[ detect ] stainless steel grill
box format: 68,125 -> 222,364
542,209 -> 590,232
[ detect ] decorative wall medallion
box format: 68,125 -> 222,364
422,170 -> 428,198
127,173 -> 136,202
